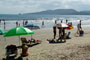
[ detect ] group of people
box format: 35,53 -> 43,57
16,20 -> 28,27
53,19 -> 84,42
53,20 -> 66,42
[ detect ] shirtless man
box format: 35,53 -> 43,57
53,25 -> 56,39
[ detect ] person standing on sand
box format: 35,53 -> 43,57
77,20 -> 82,34
80,20 -> 82,29
66,19 -> 68,24
58,27 -> 62,38
16,21 -> 18,27
62,28 -> 66,42
53,25 -> 56,39
61,20 -> 63,23
19,23 -> 20,27
25,20 -> 28,25
42,21 -> 44,26
0,20 -> 1,23
4,20 -> 6,30
80,20 -> 81,25
23,20 -> 25,26
55,20 -> 57,24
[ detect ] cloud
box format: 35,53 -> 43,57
0,0 -> 90,14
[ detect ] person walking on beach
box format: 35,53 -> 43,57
0,20 -> 1,23
23,20 -> 24,26
42,21 -> 44,26
80,20 -> 82,30
66,19 -> 68,24
16,21 -> 18,27
55,20 -> 57,24
77,20 -> 84,36
80,20 -> 81,25
41,21 -> 45,28
53,25 -> 56,39
4,20 -> 6,30
25,20 -> 28,25
61,20 -> 63,23
77,20 -> 82,34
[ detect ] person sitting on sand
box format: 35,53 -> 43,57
53,25 -> 56,39
66,32 -> 71,39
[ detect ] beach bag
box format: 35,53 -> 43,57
79,30 -> 84,36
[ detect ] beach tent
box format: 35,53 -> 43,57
24,24 -> 39,27
4,27 -> 34,45
56,23 -> 73,30
24,24 -> 40,29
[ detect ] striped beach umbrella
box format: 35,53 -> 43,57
0,28 -> 6,35
4,27 -> 34,37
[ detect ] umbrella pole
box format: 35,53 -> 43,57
19,36 -> 21,46
31,35 -> 32,40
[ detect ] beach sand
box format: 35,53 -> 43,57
0,27 -> 90,60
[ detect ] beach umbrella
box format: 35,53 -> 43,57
4,27 -> 34,45
56,23 -> 68,28
0,28 -> 6,35
4,27 -> 34,37
66,25 -> 73,30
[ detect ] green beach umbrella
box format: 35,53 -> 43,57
4,27 -> 34,45
0,28 -> 6,35
4,27 -> 34,37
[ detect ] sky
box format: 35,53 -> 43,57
0,0 -> 90,14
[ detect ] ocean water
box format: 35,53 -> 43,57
0,15 -> 90,31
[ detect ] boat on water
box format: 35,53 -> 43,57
24,24 -> 40,29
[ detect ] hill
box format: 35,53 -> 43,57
24,9 -> 90,15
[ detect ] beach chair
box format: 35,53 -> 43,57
5,45 -> 18,58
79,30 -> 84,36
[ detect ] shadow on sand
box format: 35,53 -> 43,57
3,56 -> 23,60
48,40 -> 66,44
